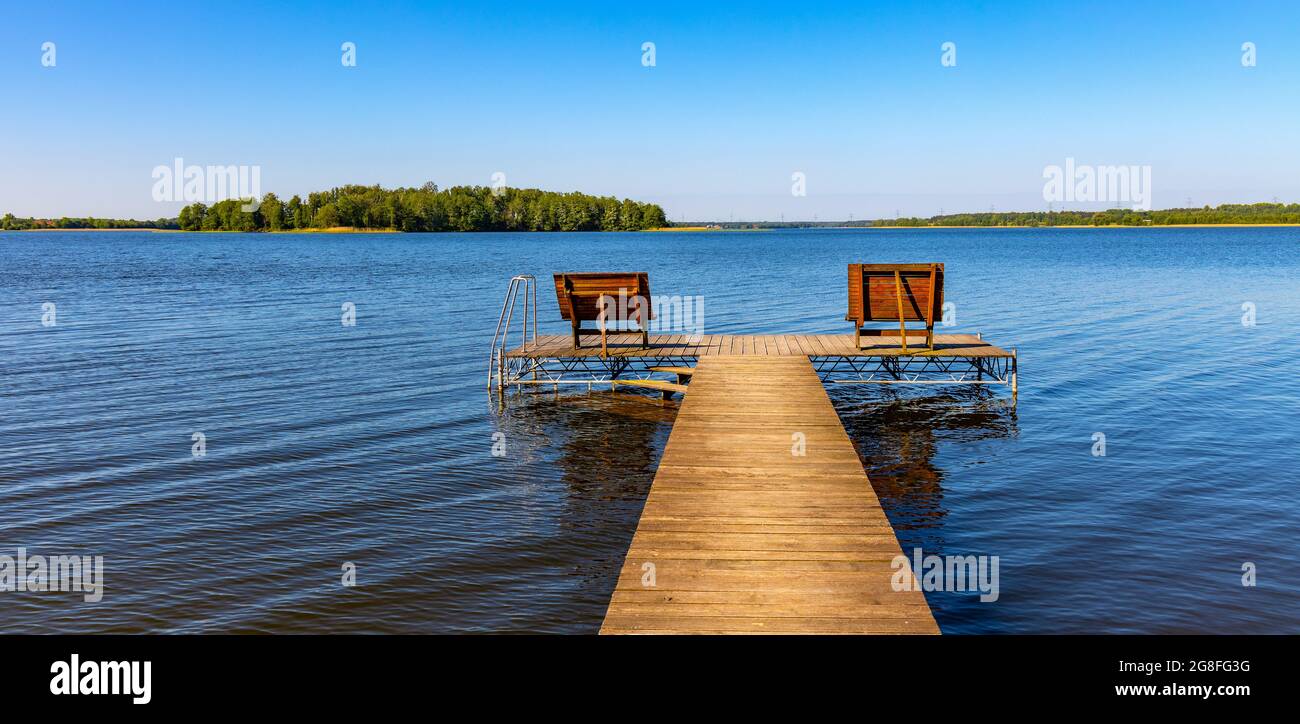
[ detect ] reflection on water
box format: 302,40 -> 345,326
497,383 -> 1019,632
5,227 -> 1299,633
488,391 -> 676,631
831,385 -> 1018,624
834,386 -> 1017,528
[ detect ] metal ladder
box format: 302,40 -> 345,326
488,275 -> 537,390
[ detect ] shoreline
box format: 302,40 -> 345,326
15,226 -> 717,234
648,226 -> 767,232
859,223 -> 1300,229
12,222 -> 1300,234
19,227 -> 179,232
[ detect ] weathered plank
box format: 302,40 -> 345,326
599,355 -> 938,635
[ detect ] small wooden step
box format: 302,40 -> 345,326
611,379 -> 688,398
647,366 -> 695,377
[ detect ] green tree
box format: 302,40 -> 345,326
314,202 -> 340,228
261,193 -> 284,231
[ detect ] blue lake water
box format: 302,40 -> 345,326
1,227 -> 1297,633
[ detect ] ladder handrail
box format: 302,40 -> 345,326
488,275 -> 537,389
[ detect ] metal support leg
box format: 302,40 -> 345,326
1011,348 -> 1018,405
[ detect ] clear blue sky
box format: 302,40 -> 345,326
2,0 -> 1297,220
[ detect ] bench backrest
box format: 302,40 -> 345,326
554,272 -> 654,322
847,263 -> 944,324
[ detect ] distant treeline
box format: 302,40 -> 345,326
11,199 -> 1297,233
682,221 -> 874,229
872,203 -> 1300,227
177,184 -> 668,232
1,214 -> 178,230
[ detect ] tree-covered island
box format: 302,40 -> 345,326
180,184 -> 668,232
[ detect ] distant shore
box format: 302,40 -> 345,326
270,226 -> 401,233
14,225 -> 762,233
10,201 -> 1300,233
11,222 -> 1300,233
647,226 -> 768,232
852,223 -> 1300,229
21,227 -> 178,232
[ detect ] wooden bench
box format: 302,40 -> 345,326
847,263 -> 944,352
554,272 -> 653,357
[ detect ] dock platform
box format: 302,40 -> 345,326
508,332 -> 1010,359
498,333 -> 1017,397
599,356 -> 940,635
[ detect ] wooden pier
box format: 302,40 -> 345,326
486,273 -> 1016,633
599,355 -> 940,635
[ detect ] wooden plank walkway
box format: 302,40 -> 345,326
508,333 -> 1010,359
600,356 -> 939,635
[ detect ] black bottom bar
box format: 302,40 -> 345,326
2,635 -> 1286,711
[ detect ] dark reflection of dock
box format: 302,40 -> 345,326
493,370 -> 1013,635
490,392 -> 678,628
493,391 -> 677,499
831,388 -> 1018,538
